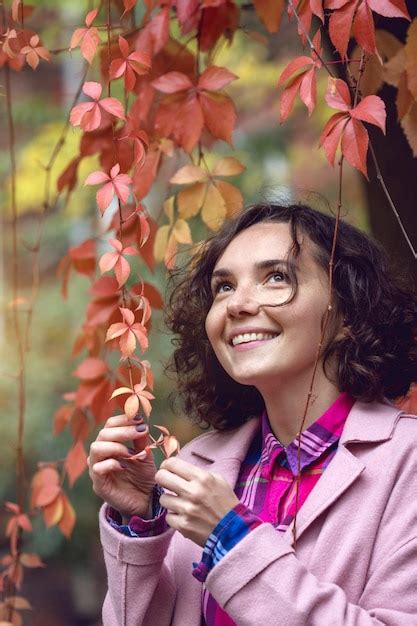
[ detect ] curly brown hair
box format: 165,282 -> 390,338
165,203 -> 417,430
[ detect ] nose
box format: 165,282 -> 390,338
226,288 -> 260,318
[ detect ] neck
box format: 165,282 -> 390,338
257,367 -> 341,446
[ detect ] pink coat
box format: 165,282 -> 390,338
99,400 -> 417,625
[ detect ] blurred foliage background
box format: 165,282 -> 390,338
0,0 -> 399,623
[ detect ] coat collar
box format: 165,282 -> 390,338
190,399 -> 403,465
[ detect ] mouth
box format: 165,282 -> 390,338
230,332 -> 280,347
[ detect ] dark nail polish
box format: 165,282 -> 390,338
135,423 -> 147,432
133,412 -> 144,421
119,461 -> 128,469
127,447 -> 136,455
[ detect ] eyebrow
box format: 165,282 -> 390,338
211,258 -> 298,280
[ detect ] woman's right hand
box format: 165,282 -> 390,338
88,414 -> 157,519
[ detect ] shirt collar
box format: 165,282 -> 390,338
260,392 -> 355,478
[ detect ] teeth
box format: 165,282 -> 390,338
231,332 -> 278,346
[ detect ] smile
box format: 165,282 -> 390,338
231,332 -> 279,346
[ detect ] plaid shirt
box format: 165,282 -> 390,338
197,392 -> 354,625
107,393 -> 354,626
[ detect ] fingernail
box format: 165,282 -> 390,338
119,461 -> 128,469
127,447 -> 136,455
133,412 -> 144,421
135,423 -> 147,433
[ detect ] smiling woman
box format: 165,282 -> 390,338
89,203 -> 417,626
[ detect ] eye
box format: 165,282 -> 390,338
267,271 -> 289,284
212,281 -> 234,295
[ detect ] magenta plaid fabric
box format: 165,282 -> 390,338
199,392 -> 354,626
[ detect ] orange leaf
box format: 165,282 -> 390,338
73,357 -> 108,381
58,494 -> 76,538
178,183 -> 206,219
253,0 -> 285,32
20,553 -> 45,568
42,494 -> 64,527
170,165 -> 206,185
125,394 -> 140,419
65,441 -> 88,487
201,183 -> 227,231
216,180 -> 244,218
36,484 -> 61,508
200,92 -> 236,144
212,157 -> 245,177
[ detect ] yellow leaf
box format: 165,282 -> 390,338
173,219 -> 192,244
153,225 -> 170,263
216,180 -> 244,218
201,183 -> 227,231
165,233 -> 178,269
170,164 -> 206,185
397,72 -> 413,120
178,182 -> 206,218
163,195 -> 174,224
125,394 -> 139,419
401,101 -> 417,156
58,493 -> 76,538
405,19 -> 417,100
384,48 -> 406,88
376,29 -> 403,61
213,157 -> 246,177
42,495 -> 64,527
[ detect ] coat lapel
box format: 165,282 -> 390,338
189,401 -> 403,547
283,400 -> 402,545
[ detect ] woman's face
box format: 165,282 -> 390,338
205,221 -> 334,393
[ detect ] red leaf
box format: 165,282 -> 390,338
59,493 -> 76,538
57,156 -> 81,193
341,117 -> 369,177
198,66 -> 237,91
352,1 -> 376,55
299,68 -> 317,115
325,77 -> 352,111
319,112 -> 349,166
200,91 -> 236,144
278,56 -> 314,86
367,0 -> 410,20
85,8 -> 98,28
328,0 -> 357,59
99,97 -> 125,120
350,95 -> 386,133
279,74 -> 304,123
152,71 -> 193,93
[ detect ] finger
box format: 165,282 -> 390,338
104,414 -> 143,428
89,440 -> 134,463
165,511 -> 181,531
96,423 -> 148,444
159,457 -> 207,481
159,492 -> 182,513
90,457 -> 125,477
154,467 -> 190,496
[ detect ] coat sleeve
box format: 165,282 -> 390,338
99,504 -> 177,626
205,524 -> 417,626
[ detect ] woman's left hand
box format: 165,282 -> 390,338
155,457 -> 240,547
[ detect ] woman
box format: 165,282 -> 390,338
89,203 -> 417,625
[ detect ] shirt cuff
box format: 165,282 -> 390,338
106,485 -> 168,537
192,502 -> 263,582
